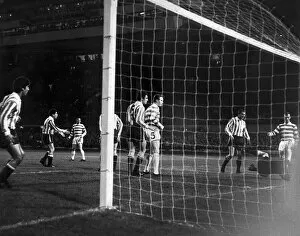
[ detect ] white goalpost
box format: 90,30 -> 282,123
100,0 -> 118,209
100,0 -> 300,233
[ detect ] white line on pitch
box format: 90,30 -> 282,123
0,208 -> 101,232
149,184 -> 285,206
13,170 -> 90,175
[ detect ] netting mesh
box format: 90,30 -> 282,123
167,0 -> 300,56
112,0 -> 300,233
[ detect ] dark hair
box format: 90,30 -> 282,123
284,112 -> 291,116
237,108 -> 245,115
153,94 -> 163,102
49,108 -> 58,116
136,91 -> 148,101
12,76 -> 30,93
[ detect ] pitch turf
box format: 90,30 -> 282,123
0,149 -> 298,235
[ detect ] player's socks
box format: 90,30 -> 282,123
70,150 -> 75,161
40,152 -> 48,166
221,159 -> 229,172
152,154 -> 160,175
113,155 -> 118,171
143,155 -> 152,173
80,150 -> 85,161
236,160 -> 242,173
47,156 -> 54,167
0,165 -> 14,185
128,157 -> 134,175
132,157 -> 143,175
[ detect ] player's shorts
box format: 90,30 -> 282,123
127,124 -> 144,145
144,126 -> 161,142
228,135 -> 245,148
42,134 -> 54,145
278,140 -> 295,153
0,129 -> 20,148
72,136 -> 83,145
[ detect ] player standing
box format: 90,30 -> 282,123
68,117 -> 87,162
99,113 -> 123,171
126,91 -> 151,176
221,109 -> 250,173
0,76 -> 30,188
267,112 -> 299,180
142,94 -> 164,176
40,108 -> 68,167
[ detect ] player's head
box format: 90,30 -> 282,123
13,76 -> 30,96
153,94 -> 164,107
76,117 -> 81,124
136,91 -> 148,105
49,108 -> 58,119
237,109 -> 246,120
284,112 -> 291,122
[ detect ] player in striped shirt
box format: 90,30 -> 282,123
0,76 -> 30,188
142,94 -> 164,176
267,112 -> 299,180
99,113 -> 123,171
221,109 -> 250,173
126,91 -> 152,176
68,117 -> 87,162
40,108 -> 69,167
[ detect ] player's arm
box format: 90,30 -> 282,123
244,126 -> 250,144
267,125 -> 279,137
0,101 -> 16,136
49,120 -> 67,136
99,114 -> 102,132
154,110 -> 164,130
116,115 -> 123,137
68,126 -> 74,139
136,106 -> 150,129
126,105 -> 133,125
82,125 -> 87,137
224,118 -> 234,138
294,126 -> 299,144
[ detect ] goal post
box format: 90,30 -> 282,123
101,0 -> 300,232
100,0 -> 118,209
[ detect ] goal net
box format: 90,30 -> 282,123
111,0 -> 300,233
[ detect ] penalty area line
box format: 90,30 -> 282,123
14,170 -> 76,175
0,208 -> 101,232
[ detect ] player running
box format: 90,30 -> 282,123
142,94 -> 164,176
68,117 -> 87,162
267,112 -> 299,180
0,76 -> 30,188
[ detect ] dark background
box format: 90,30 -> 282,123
0,0 -> 299,149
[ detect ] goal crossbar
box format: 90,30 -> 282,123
147,0 -> 300,63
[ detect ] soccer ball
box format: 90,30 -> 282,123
210,53 -> 221,65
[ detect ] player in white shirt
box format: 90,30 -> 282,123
68,117 -> 87,161
0,76 -> 30,188
267,112 -> 299,180
143,94 -> 164,176
99,113 -> 123,171
221,109 -> 250,173
126,91 -> 152,176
